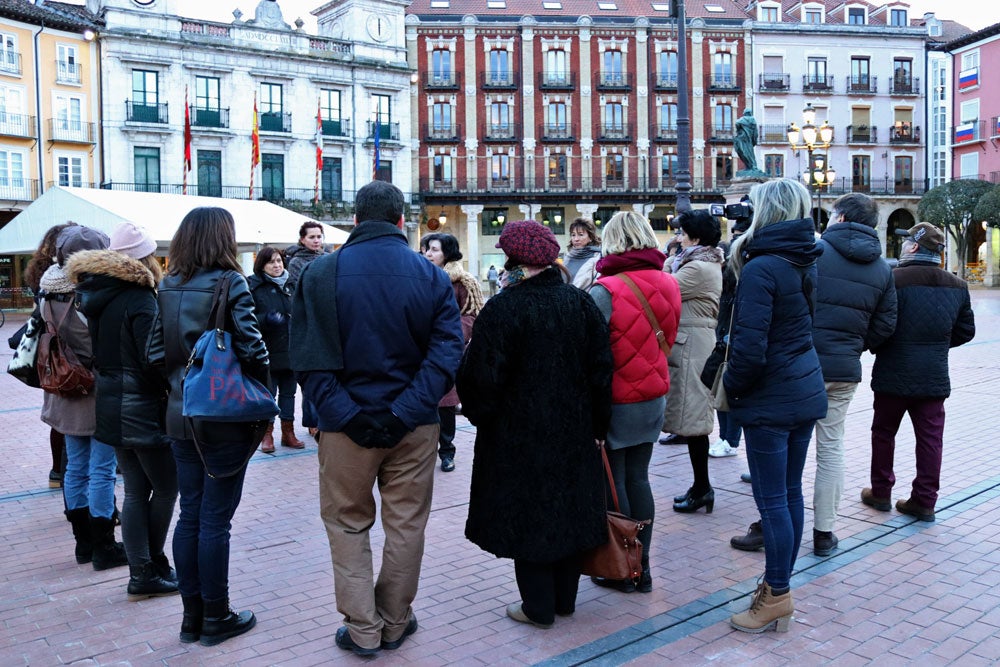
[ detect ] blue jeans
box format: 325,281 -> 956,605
718,410 -> 742,448
270,369 -> 297,423
63,435 -> 117,518
744,422 -> 814,591
171,437 -> 254,602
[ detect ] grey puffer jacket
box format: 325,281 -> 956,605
153,269 -> 269,439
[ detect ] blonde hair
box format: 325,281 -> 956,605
601,211 -> 659,256
729,178 -> 812,276
139,254 -> 163,284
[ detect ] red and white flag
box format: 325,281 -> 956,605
250,93 -> 260,199
183,86 -> 192,194
314,98 -> 323,204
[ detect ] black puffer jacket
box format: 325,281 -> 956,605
153,269 -> 269,439
67,250 -> 168,448
813,222 -> 897,383
457,268 -> 614,561
247,273 -> 292,370
871,260 -> 975,398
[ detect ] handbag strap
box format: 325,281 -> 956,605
617,273 -> 670,356
599,444 -> 622,514
723,304 -> 734,363
207,272 -> 233,332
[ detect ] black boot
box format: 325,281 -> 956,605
127,562 -> 179,601
151,552 -> 177,584
200,598 -> 256,647
65,508 -> 92,564
180,595 -> 203,644
636,568 -> 653,593
89,515 -> 128,571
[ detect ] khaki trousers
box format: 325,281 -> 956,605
813,381 -> 859,532
317,424 -> 438,650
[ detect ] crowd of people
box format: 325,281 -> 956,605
23,177 -> 976,653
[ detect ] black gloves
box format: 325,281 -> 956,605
342,412 -> 410,449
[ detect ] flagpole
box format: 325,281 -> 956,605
314,96 -> 322,205
250,92 -> 259,200
183,85 -> 190,195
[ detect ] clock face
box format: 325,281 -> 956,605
132,0 -> 157,6
366,14 -> 391,42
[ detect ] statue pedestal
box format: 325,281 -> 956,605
722,176 -> 768,239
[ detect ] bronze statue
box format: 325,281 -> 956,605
734,109 -> 758,173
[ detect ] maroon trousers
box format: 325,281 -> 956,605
870,392 -> 946,508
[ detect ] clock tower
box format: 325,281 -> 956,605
312,0 -> 408,49
85,0 -> 172,15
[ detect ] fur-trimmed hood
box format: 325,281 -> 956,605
66,249 -> 156,289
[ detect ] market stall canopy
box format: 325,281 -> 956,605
0,187 -> 350,254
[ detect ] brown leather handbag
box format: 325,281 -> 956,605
580,444 -> 650,582
36,302 -> 95,398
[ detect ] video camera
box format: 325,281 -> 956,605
709,201 -> 754,225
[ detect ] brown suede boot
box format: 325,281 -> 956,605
260,423 -> 275,453
730,580 -> 793,633
280,420 -> 305,449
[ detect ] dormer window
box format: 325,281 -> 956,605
758,3 -> 779,22
890,8 -> 907,27
802,3 -> 823,24
847,7 -> 866,25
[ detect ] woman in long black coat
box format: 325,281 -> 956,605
457,220 -> 614,629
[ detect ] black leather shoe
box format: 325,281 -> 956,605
673,487 -> 694,504
731,521 -> 764,551
200,600 -> 256,647
636,568 -> 653,593
590,575 -> 636,593
381,616 -> 418,650
658,433 -> 688,445
673,488 -> 714,513
336,626 -> 380,656
441,457 -> 455,472
740,473 -> 752,484
813,528 -> 839,556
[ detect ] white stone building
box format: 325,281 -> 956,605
88,0 -> 413,217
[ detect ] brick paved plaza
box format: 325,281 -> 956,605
2,288 -> 1000,666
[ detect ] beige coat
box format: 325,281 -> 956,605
39,297 -> 97,436
662,256 -> 722,436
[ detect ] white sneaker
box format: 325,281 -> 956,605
708,439 -> 738,458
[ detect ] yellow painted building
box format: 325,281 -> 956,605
0,1 -> 101,289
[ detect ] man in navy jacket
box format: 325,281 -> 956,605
291,180 -> 464,656
862,222 -> 975,522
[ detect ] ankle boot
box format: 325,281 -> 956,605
151,552 -> 177,583
127,562 -> 179,601
636,568 -> 653,593
180,595 -> 203,644
260,423 -> 275,453
200,598 -> 256,647
280,420 -> 305,449
89,515 -> 128,571
65,507 -> 92,564
730,580 -> 793,633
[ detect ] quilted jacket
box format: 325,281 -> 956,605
870,260 -> 975,398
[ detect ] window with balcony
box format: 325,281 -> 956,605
371,94 -> 395,140
895,156 -> 913,193
603,102 -> 625,139
320,89 -> 344,136
56,154 -> 84,187
544,49 -> 569,86
260,83 -> 286,132
606,154 -> 624,187
431,103 -> 453,139
56,44 -> 80,84
850,56 -> 871,92
658,51 -> 678,88
491,154 -> 510,188
892,59 -> 913,94
891,110 -> 917,143
261,153 -> 284,200
375,160 -> 392,183
806,57 -> 828,89
602,49 -> 624,86
959,153 -> 978,179
197,150 -> 221,197
134,147 -> 160,193
131,70 -> 161,122
764,154 -> 783,177
193,76 -> 224,128
850,107 -> 873,142
430,48 -> 454,86
960,50 -> 980,92
433,154 -> 453,188
716,155 -> 733,183
659,102 -> 677,138
545,102 -> 569,139
661,154 -> 678,182
714,104 -> 733,139
322,157 -> 342,201
488,49 -> 512,86
0,85 -> 29,138
847,7 -> 866,24
488,102 -> 513,139
890,9 -> 907,26
760,55 -> 787,91
54,94 -> 87,142
852,155 -> 871,191
712,52 -> 735,88
0,148 -> 28,199
548,154 -> 567,187
0,33 -> 19,76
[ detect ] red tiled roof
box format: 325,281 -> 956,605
407,0 -> 750,21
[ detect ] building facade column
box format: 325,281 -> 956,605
461,204 -> 484,279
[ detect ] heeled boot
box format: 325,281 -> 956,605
280,420 -> 305,449
260,423 -> 275,453
65,507 -> 92,564
151,552 -> 177,584
89,515 -> 128,571
127,562 -> 179,601
179,595 -> 203,644
730,580 -> 794,633
672,487 -> 715,513
200,598 -> 256,647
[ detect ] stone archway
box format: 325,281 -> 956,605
886,208 -> 916,259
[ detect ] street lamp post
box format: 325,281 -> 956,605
672,0 -> 691,213
787,103 -> 835,230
